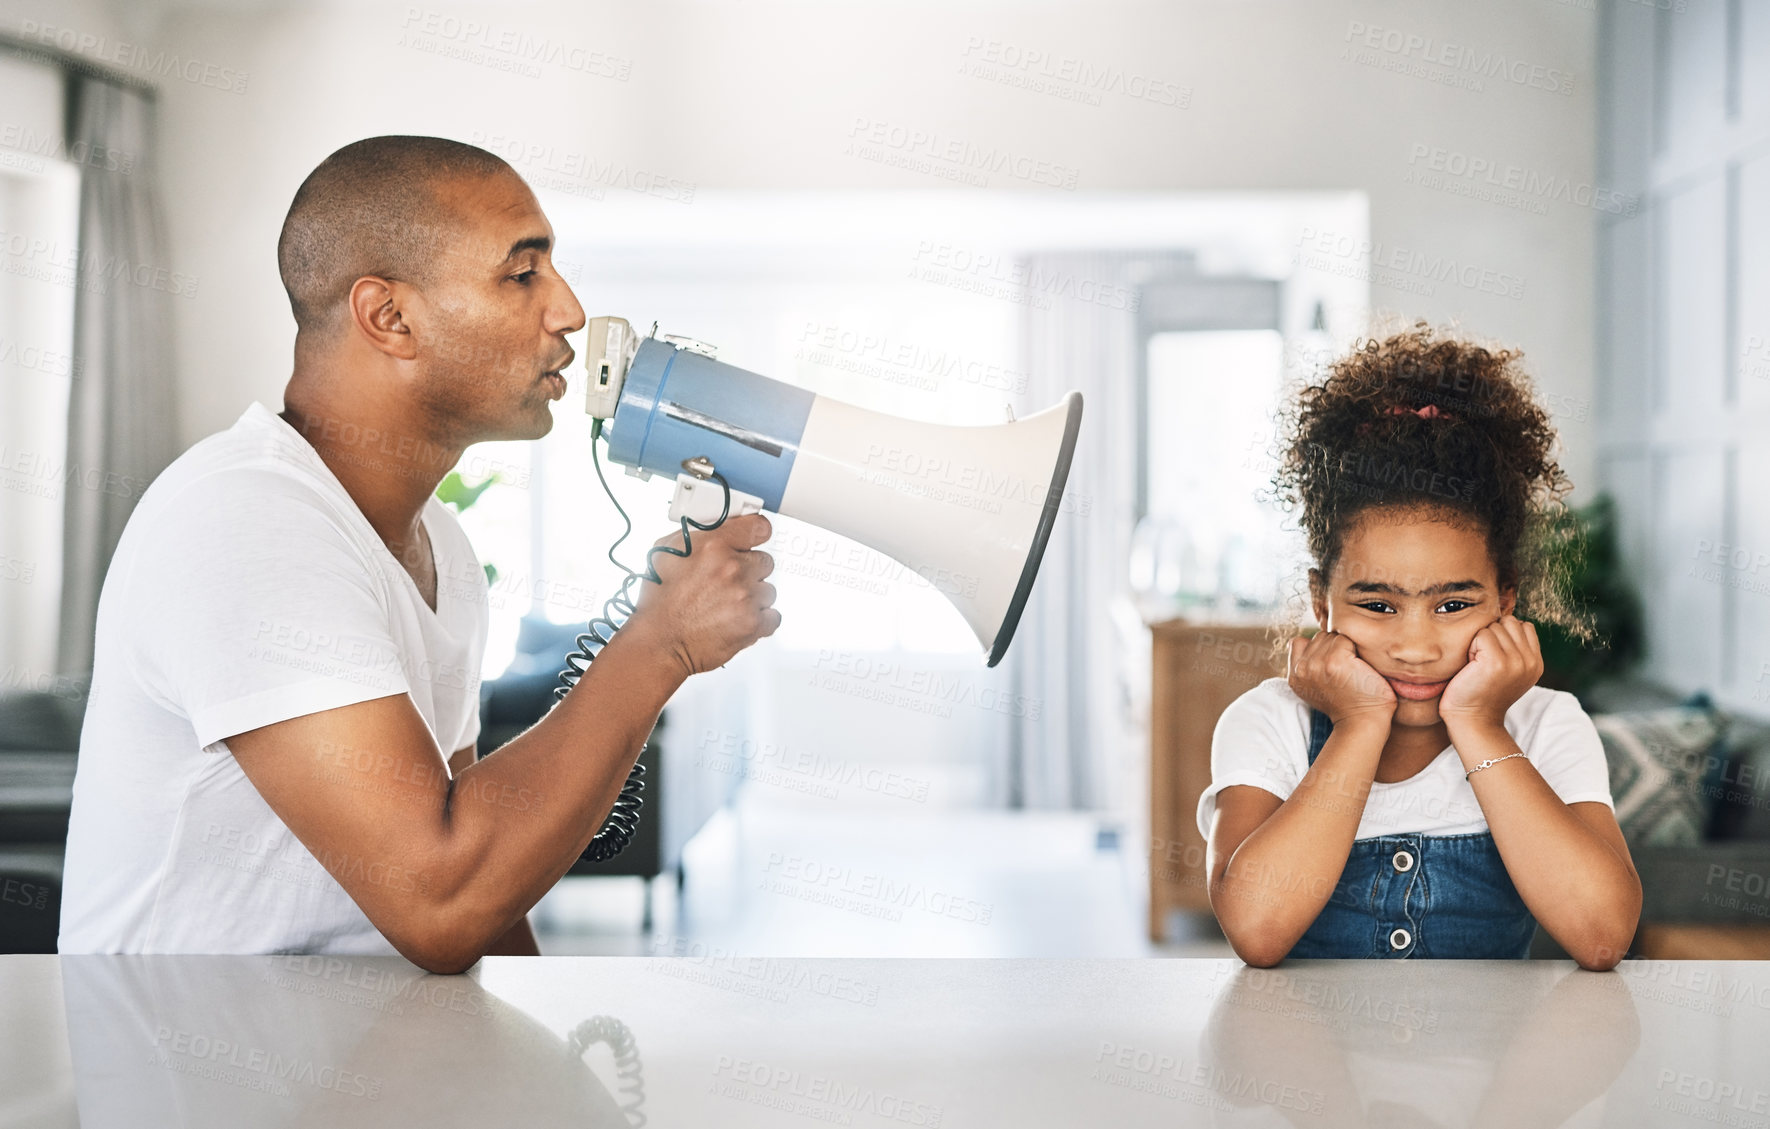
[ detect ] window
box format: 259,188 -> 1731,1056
1135,329 -> 1288,610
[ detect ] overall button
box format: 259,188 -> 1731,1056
1392,849 -> 1415,873
1389,927 -> 1412,951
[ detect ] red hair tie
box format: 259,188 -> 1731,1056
1390,404 -> 1450,420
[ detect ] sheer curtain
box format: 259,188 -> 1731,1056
0,54 -> 77,683
1005,252 -> 1144,810
56,75 -> 180,678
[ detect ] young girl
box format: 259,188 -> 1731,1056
1198,324 -> 1641,968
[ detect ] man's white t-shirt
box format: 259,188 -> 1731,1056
59,401 -> 489,955
1196,678 -> 1615,842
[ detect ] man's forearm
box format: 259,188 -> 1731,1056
425,614 -> 687,956
484,914 -> 541,956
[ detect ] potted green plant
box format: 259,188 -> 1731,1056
1535,493 -> 1645,700
435,470 -> 501,585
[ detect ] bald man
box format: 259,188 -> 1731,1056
58,136 -> 778,972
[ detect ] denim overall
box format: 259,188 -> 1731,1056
1289,709 -> 1538,959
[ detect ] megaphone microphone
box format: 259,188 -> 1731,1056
557,315 -> 1082,864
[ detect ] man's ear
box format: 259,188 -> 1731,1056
1308,567 -> 1329,631
347,276 -> 419,361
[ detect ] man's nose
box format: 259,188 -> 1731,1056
549,276 -> 586,335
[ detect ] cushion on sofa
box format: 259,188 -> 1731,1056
1594,702 -> 1726,847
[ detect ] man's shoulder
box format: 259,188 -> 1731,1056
121,403 -> 369,574
140,403 -> 344,518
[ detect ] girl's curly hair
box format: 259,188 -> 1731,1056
1271,322 -> 1588,640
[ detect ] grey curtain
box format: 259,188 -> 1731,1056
56,76 -> 179,677
1005,252 -> 1142,809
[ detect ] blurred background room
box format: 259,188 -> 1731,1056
1,0 -> 1767,963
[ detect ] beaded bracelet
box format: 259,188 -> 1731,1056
1465,751 -> 1528,780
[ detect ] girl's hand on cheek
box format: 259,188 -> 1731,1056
1438,614 -> 1544,733
1287,631 -> 1397,728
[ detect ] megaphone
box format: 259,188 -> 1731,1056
582,316 -> 1083,667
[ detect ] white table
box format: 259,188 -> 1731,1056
2,954 -> 1766,1127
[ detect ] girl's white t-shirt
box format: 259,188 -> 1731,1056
59,401 -> 489,956
1195,678 -> 1616,842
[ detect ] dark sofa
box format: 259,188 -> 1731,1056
0,685 -> 83,953
1527,677 -> 1770,959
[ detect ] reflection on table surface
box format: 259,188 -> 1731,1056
1,955 -> 1766,1127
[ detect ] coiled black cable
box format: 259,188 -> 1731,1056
567,1014 -> 646,1126
554,418 -> 732,862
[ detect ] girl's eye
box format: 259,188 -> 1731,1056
1355,601 -> 1395,614
1437,600 -> 1474,613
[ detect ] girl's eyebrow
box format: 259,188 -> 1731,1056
1345,579 -> 1486,597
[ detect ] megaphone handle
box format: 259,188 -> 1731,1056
553,433 -> 741,864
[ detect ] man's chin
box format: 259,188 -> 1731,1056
501,398 -> 555,441
471,402 -> 554,444
525,400 -> 556,439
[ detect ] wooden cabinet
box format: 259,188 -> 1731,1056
1146,619 -> 1285,942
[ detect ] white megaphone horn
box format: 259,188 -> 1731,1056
580,317 -> 1083,667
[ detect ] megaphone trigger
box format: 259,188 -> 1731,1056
669,472 -> 764,527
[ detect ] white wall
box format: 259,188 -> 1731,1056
1597,0 -> 1770,716
0,0 -> 1600,491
